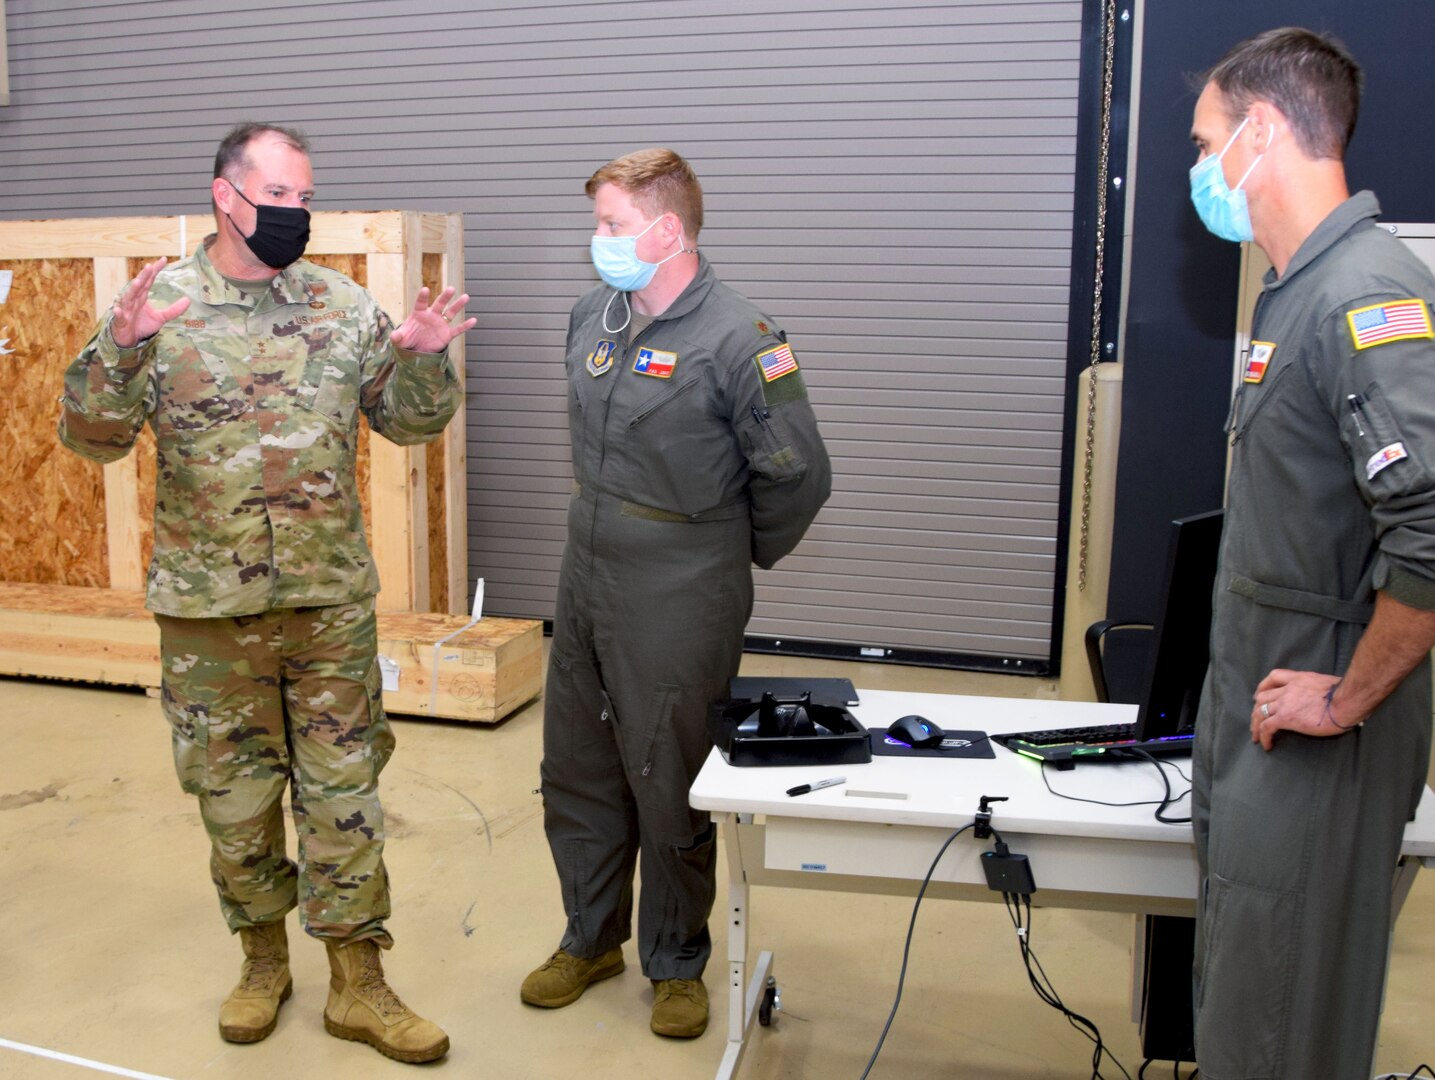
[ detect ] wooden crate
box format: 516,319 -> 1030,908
0,583 -> 541,724
0,210 -> 469,615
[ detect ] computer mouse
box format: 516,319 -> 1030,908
886,714 -> 945,748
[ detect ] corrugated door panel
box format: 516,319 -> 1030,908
2,0 -> 1081,663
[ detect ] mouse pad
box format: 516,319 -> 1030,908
869,729 -> 994,760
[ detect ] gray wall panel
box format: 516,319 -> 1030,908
3,0 -> 1081,663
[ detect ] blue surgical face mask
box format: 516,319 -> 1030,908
1189,117 -> 1264,243
590,214 -> 684,292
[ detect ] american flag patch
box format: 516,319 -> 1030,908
1346,299 -> 1433,350
756,343 -> 798,382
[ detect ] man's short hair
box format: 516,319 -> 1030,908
586,148 -> 704,238
1203,27 -> 1362,160
213,122 -> 310,185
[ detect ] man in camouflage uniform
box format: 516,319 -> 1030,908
521,148 -> 830,1039
58,123 -> 472,1064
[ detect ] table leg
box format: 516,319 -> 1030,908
715,812 -> 775,1080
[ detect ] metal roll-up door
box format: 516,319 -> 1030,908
463,1 -> 1081,666
1,0 -> 1081,667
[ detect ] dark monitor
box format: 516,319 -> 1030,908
1137,509 -> 1225,740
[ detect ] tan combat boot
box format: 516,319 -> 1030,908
323,938 -> 449,1063
218,920 -> 292,1043
651,977 -> 709,1038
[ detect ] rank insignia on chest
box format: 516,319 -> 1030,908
1244,341 -> 1276,383
1346,298 -> 1433,350
756,343 -> 798,382
633,346 -> 677,378
586,339 -> 617,377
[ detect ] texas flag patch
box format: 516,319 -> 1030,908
1346,299 -> 1433,350
756,343 -> 799,382
1244,341 -> 1276,384
633,347 -> 677,378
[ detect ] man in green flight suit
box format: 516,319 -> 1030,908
58,123 -> 474,1064
1187,29 -> 1435,1079
521,148 -> 831,1038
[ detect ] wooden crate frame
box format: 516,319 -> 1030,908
0,210 -> 468,614
0,582 -> 542,724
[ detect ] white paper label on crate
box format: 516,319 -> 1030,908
378,654 -> 400,692
471,577 -> 485,621
0,270 -> 12,304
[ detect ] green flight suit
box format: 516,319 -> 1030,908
59,237 -> 461,940
1193,193 -> 1435,1079
542,255 -> 831,979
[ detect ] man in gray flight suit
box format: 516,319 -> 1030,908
521,148 -> 831,1038
1187,29 -> 1435,1079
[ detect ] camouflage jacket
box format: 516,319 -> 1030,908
59,237 -> 462,618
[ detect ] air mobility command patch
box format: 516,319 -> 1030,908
1346,299 -> 1433,350
1243,341 -> 1276,383
633,346 -> 677,378
586,339 -> 617,376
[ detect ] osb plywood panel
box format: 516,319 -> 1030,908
423,251 -> 449,611
0,258 -> 109,586
306,252 -> 373,542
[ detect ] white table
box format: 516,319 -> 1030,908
689,689 -> 1435,1080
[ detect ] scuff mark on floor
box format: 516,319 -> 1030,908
0,783 -> 62,811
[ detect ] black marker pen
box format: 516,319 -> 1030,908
786,776 -> 846,797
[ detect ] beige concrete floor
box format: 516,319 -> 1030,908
1,653 -> 1431,1079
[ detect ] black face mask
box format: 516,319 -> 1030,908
227,184 -> 311,269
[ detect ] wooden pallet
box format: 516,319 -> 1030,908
0,582 -> 541,724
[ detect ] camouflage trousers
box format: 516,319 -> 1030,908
154,598 -> 395,942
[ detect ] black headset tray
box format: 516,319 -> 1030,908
709,692 -> 871,768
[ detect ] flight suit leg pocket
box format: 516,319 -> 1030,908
1196,870 -> 1296,1076
625,684 -> 710,843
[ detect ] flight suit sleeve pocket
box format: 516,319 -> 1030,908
1344,383 -> 1435,500
739,405 -> 808,482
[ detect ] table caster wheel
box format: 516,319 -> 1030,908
758,975 -> 780,1026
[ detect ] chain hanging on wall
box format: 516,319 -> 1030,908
1077,0 -> 1121,591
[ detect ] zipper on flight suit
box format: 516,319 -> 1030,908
628,375 -> 700,426
1230,289 -> 1275,445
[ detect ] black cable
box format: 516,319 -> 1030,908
1002,889 -> 1132,1080
858,821 -> 975,1080
1037,755 -> 1193,824
1122,749 -> 1192,824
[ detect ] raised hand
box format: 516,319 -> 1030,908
390,286 -> 477,354
110,257 -> 191,349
